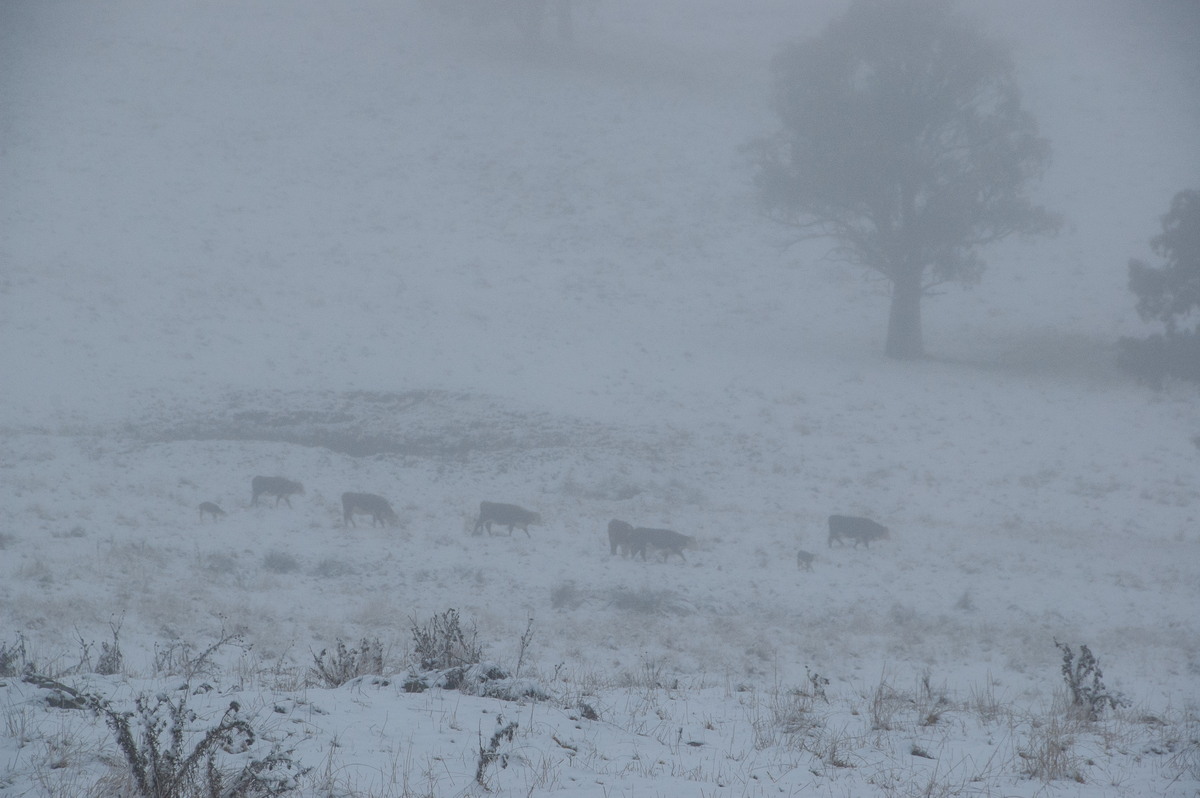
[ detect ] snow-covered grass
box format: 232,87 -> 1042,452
2,1 -> 1199,795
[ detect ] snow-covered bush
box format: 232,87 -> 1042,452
89,689 -> 306,798
1055,640 -> 1126,721
308,638 -> 386,688
410,608 -> 482,671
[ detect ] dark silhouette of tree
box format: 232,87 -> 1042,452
1118,189 -> 1200,386
751,0 -> 1059,359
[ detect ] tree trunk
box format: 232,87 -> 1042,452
885,272 -> 924,359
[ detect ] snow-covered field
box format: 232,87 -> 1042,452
2,1 -> 1198,795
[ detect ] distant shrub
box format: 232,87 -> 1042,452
309,638 -> 386,688
0,633 -> 31,677
550,581 -> 585,610
96,620 -> 124,676
608,587 -> 691,615
310,558 -> 355,578
1118,331 -> 1200,388
152,627 -> 246,680
262,550 -> 300,574
201,552 -> 239,576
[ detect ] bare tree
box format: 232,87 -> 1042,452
752,0 -> 1059,359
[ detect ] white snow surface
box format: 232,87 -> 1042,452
2,1 -> 1199,796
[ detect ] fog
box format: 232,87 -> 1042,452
1,2 -> 1198,795
3,1 -> 1195,425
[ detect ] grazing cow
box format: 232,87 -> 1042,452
796,549 -> 815,571
251,476 -> 305,507
342,492 -> 399,527
198,502 -> 226,522
608,519 -> 634,556
827,515 -> 890,548
472,501 -> 541,537
629,527 -> 692,562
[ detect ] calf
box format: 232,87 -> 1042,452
827,514 -> 890,548
342,492 -> 399,527
472,501 -> 541,537
198,502 -> 226,522
251,476 -> 305,507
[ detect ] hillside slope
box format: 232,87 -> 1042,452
1,2 -> 1198,796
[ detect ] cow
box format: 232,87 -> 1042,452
827,515 -> 890,548
629,527 -> 692,562
608,519 -> 634,555
342,492 -> 400,527
251,476 -> 305,507
472,501 -> 541,536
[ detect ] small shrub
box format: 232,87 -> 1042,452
917,669 -> 950,727
1019,715 -> 1083,782
969,674 -> 1005,722
868,674 -> 903,731
152,627 -> 246,680
608,587 -> 691,615
309,638 -> 385,688
201,552 -> 240,576
475,716 -> 518,788
1055,640 -> 1125,721
89,689 -> 306,798
550,581 -> 585,610
262,550 -> 300,574
410,609 -> 482,671
805,667 -> 830,703
513,617 -> 535,681
310,558 -> 355,578
0,633 -> 31,677
618,655 -> 671,691
771,688 -> 815,735
1164,710 -> 1200,781
1118,332 -> 1200,388
96,620 -> 125,676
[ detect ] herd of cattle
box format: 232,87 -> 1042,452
197,476 -> 891,568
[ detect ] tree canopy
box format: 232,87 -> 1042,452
1119,189 -> 1200,386
753,0 -> 1059,358
1128,189 -> 1200,335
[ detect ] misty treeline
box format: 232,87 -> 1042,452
749,0 -> 1060,360
430,0 -> 1196,381
751,0 -> 1196,378
1118,189 -> 1200,387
